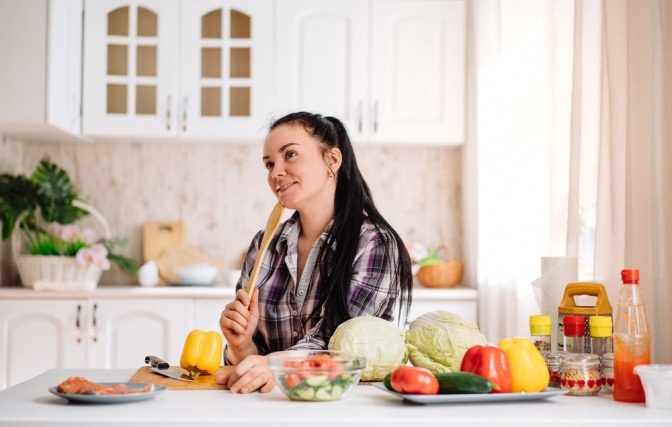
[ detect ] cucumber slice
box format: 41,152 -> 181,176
305,375 -> 329,387
315,388 -> 332,401
331,384 -> 343,399
293,387 -> 316,401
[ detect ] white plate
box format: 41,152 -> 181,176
49,382 -> 166,404
373,383 -> 567,404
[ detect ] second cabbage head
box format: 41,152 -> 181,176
406,310 -> 487,373
328,316 -> 408,381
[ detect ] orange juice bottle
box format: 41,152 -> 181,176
613,269 -> 650,403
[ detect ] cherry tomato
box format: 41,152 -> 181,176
390,366 -> 439,395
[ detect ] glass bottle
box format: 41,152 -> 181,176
613,269 -> 651,403
530,315 -> 552,352
589,315 -> 613,358
562,315 -> 585,353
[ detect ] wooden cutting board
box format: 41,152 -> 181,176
129,366 -> 234,390
143,222 -> 185,263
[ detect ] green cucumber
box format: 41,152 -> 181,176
434,372 -> 497,394
383,373 -> 393,391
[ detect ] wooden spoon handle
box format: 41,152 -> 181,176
246,201 -> 285,298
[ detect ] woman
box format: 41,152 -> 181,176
216,112 -> 413,393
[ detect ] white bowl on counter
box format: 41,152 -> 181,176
175,264 -> 218,285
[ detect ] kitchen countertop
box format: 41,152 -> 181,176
0,369 -> 669,426
0,284 -> 479,301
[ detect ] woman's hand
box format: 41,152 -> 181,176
219,288 -> 260,363
219,289 -> 259,364
215,355 -> 275,394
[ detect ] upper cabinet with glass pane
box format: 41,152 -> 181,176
82,0 -> 272,139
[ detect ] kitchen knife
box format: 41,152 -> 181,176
145,355 -> 194,382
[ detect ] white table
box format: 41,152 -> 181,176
0,369 -> 670,426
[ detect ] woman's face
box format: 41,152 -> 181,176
263,123 -> 339,212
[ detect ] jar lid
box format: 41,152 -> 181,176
621,269 -> 639,283
563,315 -> 585,336
562,353 -> 600,368
542,351 -> 565,363
530,315 -> 551,335
589,315 -> 613,337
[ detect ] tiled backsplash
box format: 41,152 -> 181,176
0,136 -> 462,285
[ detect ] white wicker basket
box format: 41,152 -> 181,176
12,200 -> 111,290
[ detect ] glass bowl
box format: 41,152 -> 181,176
268,350 -> 366,401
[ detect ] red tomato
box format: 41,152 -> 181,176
284,374 -> 301,389
390,366 -> 439,395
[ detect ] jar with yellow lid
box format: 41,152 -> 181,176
530,315 -> 552,352
589,315 -> 613,358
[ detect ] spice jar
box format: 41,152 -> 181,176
601,352 -> 615,393
530,315 -> 552,352
563,315 -> 586,353
589,315 -> 613,357
560,353 -> 602,396
542,351 -> 565,388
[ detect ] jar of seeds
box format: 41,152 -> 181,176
542,351 -> 565,388
601,352 -> 615,393
560,353 -> 602,396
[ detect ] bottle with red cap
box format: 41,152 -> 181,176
563,315 -> 586,353
613,269 -> 651,403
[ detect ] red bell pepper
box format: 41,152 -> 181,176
460,345 -> 512,393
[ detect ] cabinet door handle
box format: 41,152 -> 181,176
91,303 -> 98,343
182,97 -> 188,132
75,304 -> 82,344
372,102 -> 379,134
165,96 -> 172,131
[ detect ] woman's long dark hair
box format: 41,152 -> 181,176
269,112 -> 413,339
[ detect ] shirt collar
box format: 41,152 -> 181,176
276,211 -> 337,253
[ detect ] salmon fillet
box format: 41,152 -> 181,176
57,377 -> 153,395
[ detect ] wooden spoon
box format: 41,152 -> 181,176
245,201 -> 285,298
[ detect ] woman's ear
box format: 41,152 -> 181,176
326,147 -> 343,174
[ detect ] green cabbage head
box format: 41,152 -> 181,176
328,316 -> 408,381
406,310 -> 487,373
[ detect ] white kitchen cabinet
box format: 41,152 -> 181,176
274,0 -> 466,145
86,298 -> 193,369
0,299 -> 86,390
0,297 -> 191,390
82,0 -> 272,139
0,0 -> 84,143
274,0 -> 369,140
193,298 -> 227,333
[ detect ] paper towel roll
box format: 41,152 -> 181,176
531,257 -> 578,350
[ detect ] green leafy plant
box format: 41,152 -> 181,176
0,159 -> 139,276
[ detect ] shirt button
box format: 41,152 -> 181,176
292,310 -> 298,316
299,290 -> 304,296
293,331 -> 299,337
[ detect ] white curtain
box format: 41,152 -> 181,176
468,0 -> 671,363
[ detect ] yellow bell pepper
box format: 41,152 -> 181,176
498,337 -> 549,392
180,330 -> 223,376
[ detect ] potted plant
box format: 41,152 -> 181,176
0,159 -> 139,288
